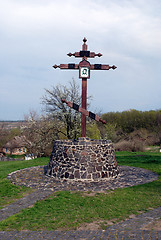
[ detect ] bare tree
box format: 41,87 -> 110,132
42,79 -> 85,139
24,111 -> 65,156
23,79 -> 92,156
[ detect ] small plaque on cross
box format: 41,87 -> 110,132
80,67 -> 89,78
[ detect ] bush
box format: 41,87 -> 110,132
114,140 -> 145,152
129,129 -> 159,146
86,122 -> 101,139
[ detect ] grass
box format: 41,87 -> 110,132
6,154 -> 25,159
0,157 -> 49,208
0,152 -> 160,230
145,145 -> 160,152
115,151 -> 161,175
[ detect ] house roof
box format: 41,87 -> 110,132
3,136 -> 28,148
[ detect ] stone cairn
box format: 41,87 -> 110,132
47,138 -> 119,181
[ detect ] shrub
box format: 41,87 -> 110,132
86,122 -> 101,139
129,129 -> 159,146
114,140 -> 145,152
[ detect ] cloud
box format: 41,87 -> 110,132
1,0 -> 161,56
0,0 -> 161,120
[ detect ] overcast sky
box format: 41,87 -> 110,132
0,0 -> 161,120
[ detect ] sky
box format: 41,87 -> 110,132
0,0 -> 161,120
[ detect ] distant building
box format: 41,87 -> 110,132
2,136 -> 28,155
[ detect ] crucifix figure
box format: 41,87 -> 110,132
53,38 -> 117,138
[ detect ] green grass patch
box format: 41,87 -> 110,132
0,182 -> 160,231
0,179 -> 33,208
6,154 -> 25,159
0,157 -> 49,208
115,151 -> 161,176
0,157 -> 49,179
0,152 -> 160,230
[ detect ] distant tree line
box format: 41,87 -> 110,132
100,110 -> 161,151
102,109 -> 161,133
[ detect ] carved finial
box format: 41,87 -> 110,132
53,64 -> 60,69
95,53 -> 103,57
67,52 -> 75,57
67,53 -> 73,57
112,65 -> 117,70
83,37 -> 87,43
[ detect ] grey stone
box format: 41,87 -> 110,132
47,138 -> 119,181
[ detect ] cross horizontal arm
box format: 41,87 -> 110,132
61,99 -> 106,124
90,64 -> 117,70
67,51 -> 102,58
53,64 -> 79,69
53,64 -> 117,70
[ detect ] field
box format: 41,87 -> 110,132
0,121 -> 27,130
0,152 -> 160,230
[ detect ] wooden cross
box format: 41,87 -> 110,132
53,37 -> 117,138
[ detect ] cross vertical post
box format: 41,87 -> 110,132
81,38 -> 87,137
81,78 -> 87,137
